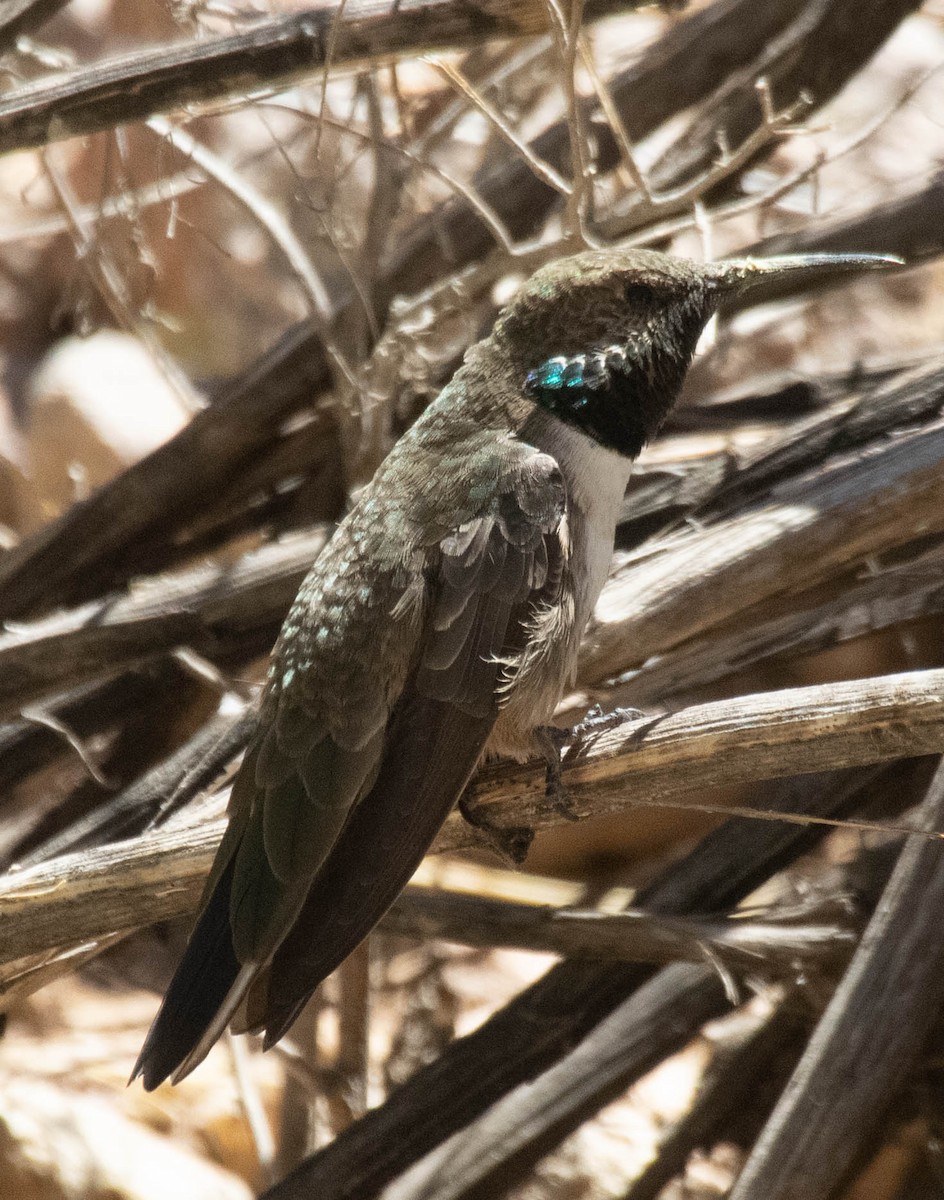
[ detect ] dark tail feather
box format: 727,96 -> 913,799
258,696 -> 494,1047
131,858 -> 241,1090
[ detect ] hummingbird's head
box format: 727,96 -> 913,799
495,247 -> 900,458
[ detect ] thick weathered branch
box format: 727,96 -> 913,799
260,765 -> 886,1200
0,528 -> 328,716
449,670 -> 944,845
729,756 -> 944,1200
0,0 -> 648,158
582,414 -> 944,685
618,539 -> 944,709
17,706 -> 254,867
1,672 -> 940,973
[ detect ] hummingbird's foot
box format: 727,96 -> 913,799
537,706 -> 648,820
573,703 -> 646,738
534,725 -> 580,821
459,796 -> 534,866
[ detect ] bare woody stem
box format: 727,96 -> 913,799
0,0 -> 648,157
2,669 -> 944,971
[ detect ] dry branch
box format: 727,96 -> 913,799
0,0 -> 647,157
644,0 -> 922,199
582,414 -> 944,685
452,670 -> 944,844
2,671 -> 940,976
259,765 -> 886,1200
385,888 -> 858,974
388,0 -> 809,298
729,757 -> 944,1200
618,539 -> 944,709
0,527 -> 328,716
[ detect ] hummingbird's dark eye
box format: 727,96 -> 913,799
624,282 -> 655,306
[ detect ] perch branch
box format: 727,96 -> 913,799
2,671 -> 943,967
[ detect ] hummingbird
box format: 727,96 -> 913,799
133,247 -> 896,1089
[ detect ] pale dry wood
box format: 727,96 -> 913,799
0,527 -> 328,717
728,756 -> 944,1200
581,416 -> 944,685
0,819 -> 219,966
0,0 -> 647,158
450,669 -> 944,848
1,670 -> 942,968
386,889 -> 857,974
616,540 -> 944,709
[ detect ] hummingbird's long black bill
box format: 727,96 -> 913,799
711,250 -> 903,307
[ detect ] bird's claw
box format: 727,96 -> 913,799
534,725 -> 580,820
459,796 -> 534,865
575,703 -> 645,738
536,706 -> 646,819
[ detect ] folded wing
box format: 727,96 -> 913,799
132,445 -> 567,1089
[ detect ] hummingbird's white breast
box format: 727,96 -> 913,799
487,413 -> 632,760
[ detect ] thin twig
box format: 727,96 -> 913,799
426,58 -> 572,198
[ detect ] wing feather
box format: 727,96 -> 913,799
249,450 -> 569,1041
134,443 -> 569,1088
